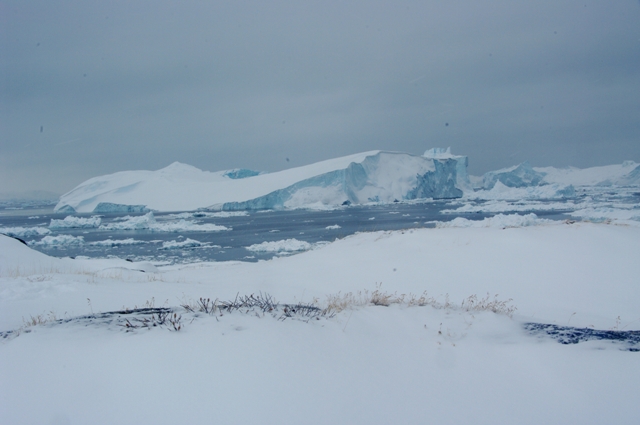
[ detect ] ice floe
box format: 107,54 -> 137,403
99,212 -> 230,232
49,215 -> 102,229
435,213 -> 555,228
0,226 -> 51,239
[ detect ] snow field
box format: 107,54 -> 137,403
1,221 -> 640,424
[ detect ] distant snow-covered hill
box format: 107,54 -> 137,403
55,149 -> 470,213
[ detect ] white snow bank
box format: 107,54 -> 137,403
49,215 -> 101,229
435,213 -> 555,228
246,238 -> 313,253
0,234 -> 158,277
99,212 -> 230,232
0,226 -> 51,238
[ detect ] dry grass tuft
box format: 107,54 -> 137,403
324,284 -> 516,317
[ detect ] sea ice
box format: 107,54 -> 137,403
30,234 -> 85,246
160,239 -> 218,250
435,213 -> 555,228
49,215 -> 102,229
99,212 -> 230,232
245,238 -> 314,253
89,238 -> 147,247
0,226 -> 51,239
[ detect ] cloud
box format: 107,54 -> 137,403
1,0 -> 639,193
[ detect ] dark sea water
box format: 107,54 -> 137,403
0,200 -> 576,264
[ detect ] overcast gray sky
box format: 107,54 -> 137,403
2,0 -> 639,195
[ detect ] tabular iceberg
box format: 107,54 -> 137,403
55,149 -> 469,213
222,151 -> 469,211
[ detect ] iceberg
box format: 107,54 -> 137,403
223,151 -> 468,211
56,149 -> 469,213
530,160 -> 640,187
469,160 -> 639,201
482,161 -> 546,190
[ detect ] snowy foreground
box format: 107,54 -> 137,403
1,220 -> 640,424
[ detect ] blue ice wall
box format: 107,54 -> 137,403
405,159 -> 463,200
223,152 -> 465,211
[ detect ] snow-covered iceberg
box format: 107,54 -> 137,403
482,161 -> 545,190
536,160 -> 640,187
469,160 -> 639,201
55,149 -> 470,213
480,160 -> 640,190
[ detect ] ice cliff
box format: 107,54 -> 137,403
55,149 -> 469,213
223,151 -> 469,211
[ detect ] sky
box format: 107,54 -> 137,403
1,0 -> 640,196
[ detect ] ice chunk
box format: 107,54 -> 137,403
435,213 -> 554,228
99,212 -> 157,230
469,181 -> 576,200
30,234 -> 85,246
99,212 -> 230,232
569,207 -> 640,223
49,215 -> 102,229
245,239 -> 313,253
89,238 -> 147,247
160,238 -> 218,250
0,226 -> 51,238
